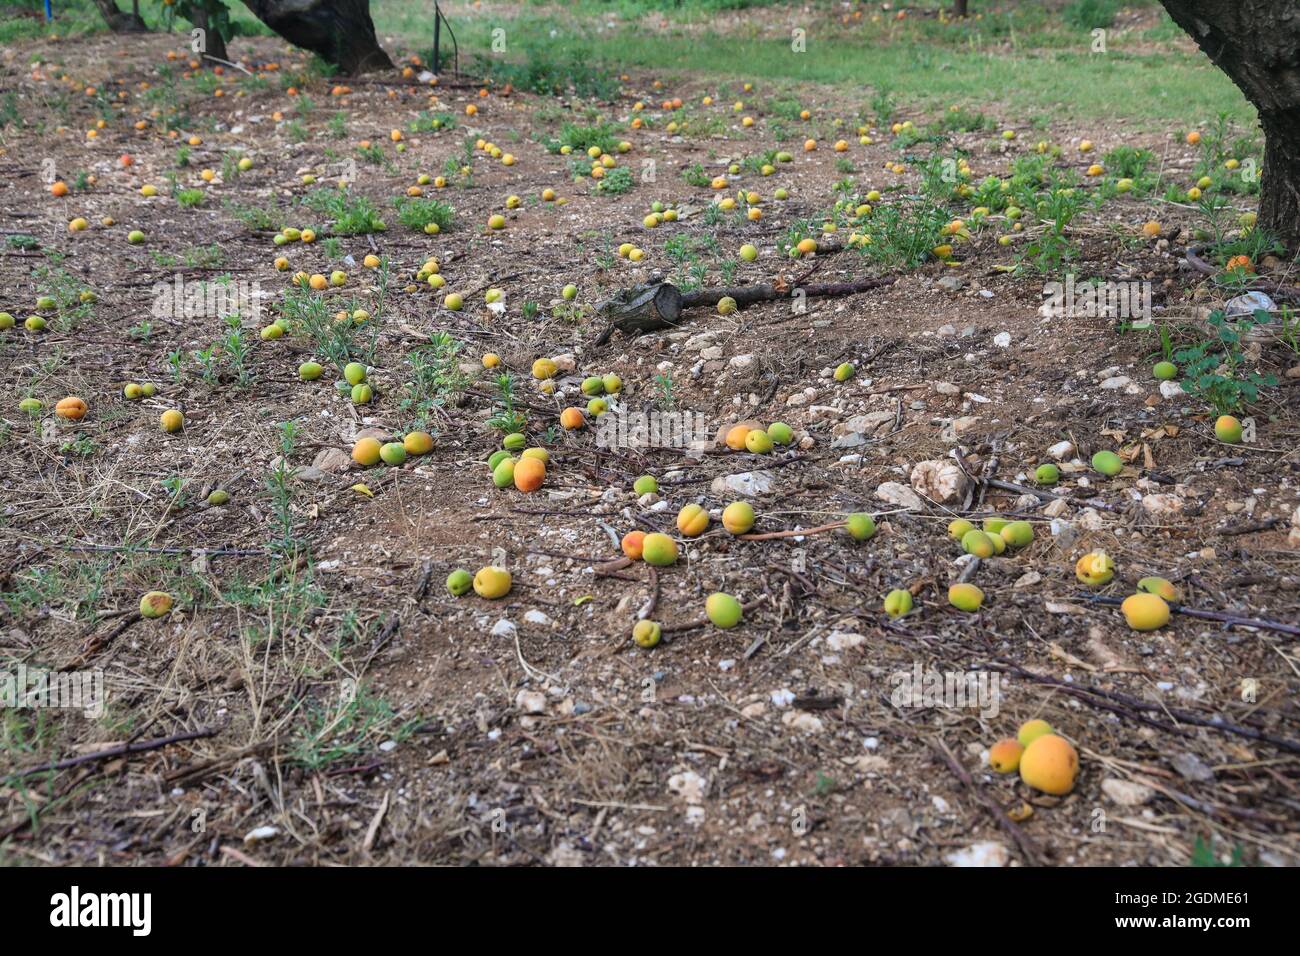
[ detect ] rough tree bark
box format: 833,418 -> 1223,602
953,0 -> 969,18
241,0 -> 393,74
90,0 -> 148,32
1159,1 -> 1300,248
191,3 -> 229,64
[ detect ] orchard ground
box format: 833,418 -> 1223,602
1,1 -> 1299,866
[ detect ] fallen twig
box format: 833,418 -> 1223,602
14,727 -> 218,779
928,738 -> 1043,865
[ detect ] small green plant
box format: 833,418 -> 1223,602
682,163 -> 711,188
398,332 -> 470,430
1173,308 -> 1278,415
265,421 -> 301,556
1190,835 -> 1245,867
392,196 -> 454,233
654,373 -> 676,411
176,188 -> 206,208
595,165 -> 634,195
487,373 -> 527,434
302,188 -> 387,234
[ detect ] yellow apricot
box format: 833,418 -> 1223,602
1019,734 -> 1079,795
1121,592 -> 1170,631
989,738 -> 1024,774
677,503 -> 710,537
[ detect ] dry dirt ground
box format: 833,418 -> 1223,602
1,28 -> 1299,867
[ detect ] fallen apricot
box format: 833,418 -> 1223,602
447,569 -> 473,596
1000,520 -> 1034,548
641,532 -> 678,566
948,582 -> 984,611
768,422 -> 793,445
1214,415 -> 1243,444
1017,719 -> 1054,748
1137,576 -> 1179,602
724,425 -> 751,450
492,458 -> 516,488
139,591 -> 174,618
884,588 -> 913,618
961,529 -> 995,558
706,592 -> 743,628
1092,450 -> 1123,476
845,513 -> 876,541
560,407 -> 585,430
948,518 -> 975,540
633,475 -> 658,495
1121,592 -> 1170,631
160,409 -> 184,433
633,619 -> 662,648
622,530 -> 646,559
513,456 -> 546,492
1075,551 -> 1114,586
1034,463 -> 1060,485
352,437 -> 382,466
1019,734 -> 1079,795
989,738 -> 1024,773
677,503 -> 710,537
744,429 -> 773,454
397,431 -> 431,456
380,442 -> 407,466
473,566 -> 512,599
722,501 -> 755,534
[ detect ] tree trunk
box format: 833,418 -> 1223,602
241,0 -> 394,74
1158,1 -> 1300,248
190,4 -> 229,64
90,0 -> 148,32
953,0 -> 969,18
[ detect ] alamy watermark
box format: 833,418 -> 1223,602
1043,273 -> 1151,322
595,409 -> 712,450
890,662 -> 1001,718
151,274 -> 262,323
1,664 -> 104,718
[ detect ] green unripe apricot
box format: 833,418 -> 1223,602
845,512 -> 876,541
492,458 -> 516,488
948,518 -> 975,540
633,475 -> 658,495
1153,361 -> 1177,381
343,362 -> 367,386
446,569 -> 473,596
1034,463 -> 1060,485
488,450 -> 513,471
632,619 -> 662,648
962,529 -> 995,558
706,592 -> 743,629
768,422 -> 794,445
1092,450 -> 1123,476
582,376 -> 605,396
299,361 -> 323,381
884,589 -> 913,618
503,432 -> 527,451
380,442 -> 407,466
1000,520 -> 1034,548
